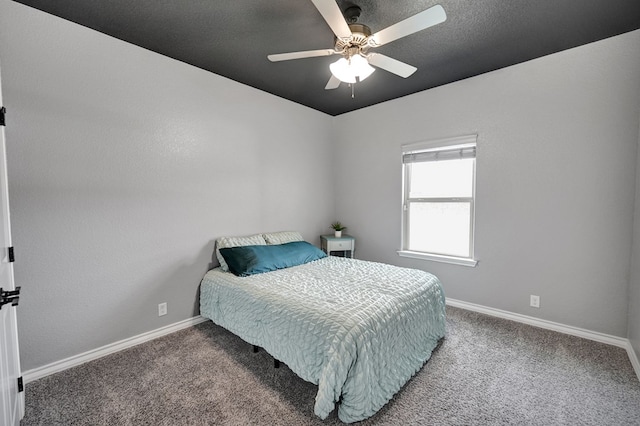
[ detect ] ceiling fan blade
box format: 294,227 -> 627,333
310,0 -> 352,39
267,49 -> 336,62
325,75 -> 341,90
369,4 -> 446,47
368,53 -> 417,78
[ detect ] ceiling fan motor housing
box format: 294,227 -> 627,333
335,23 -> 372,55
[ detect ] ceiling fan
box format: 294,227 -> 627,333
267,0 -> 447,90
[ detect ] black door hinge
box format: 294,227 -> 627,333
8,246 -> 14,263
0,286 -> 20,308
17,377 -> 23,393
0,107 -> 5,126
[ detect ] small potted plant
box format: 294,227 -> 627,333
330,221 -> 347,238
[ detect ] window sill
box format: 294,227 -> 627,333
397,250 -> 478,267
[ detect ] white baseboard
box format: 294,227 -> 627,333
23,315 -> 208,384
445,298 -> 628,348
23,302 -> 640,384
446,298 -> 640,382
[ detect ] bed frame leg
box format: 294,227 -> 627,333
251,345 -> 279,368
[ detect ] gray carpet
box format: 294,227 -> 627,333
21,306 -> 640,425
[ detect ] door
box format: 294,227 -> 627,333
0,61 -> 23,426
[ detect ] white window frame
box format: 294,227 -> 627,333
398,134 -> 478,267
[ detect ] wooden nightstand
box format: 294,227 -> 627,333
320,235 -> 355,258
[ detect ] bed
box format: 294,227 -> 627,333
199,232 -> 446,423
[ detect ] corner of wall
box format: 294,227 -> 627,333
627,109 -> 640,362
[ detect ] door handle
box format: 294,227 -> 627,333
0,286 -> 20,309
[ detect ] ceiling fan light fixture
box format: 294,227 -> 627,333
351,54 -> 375,81
330,54 -> 375,83
330,58 -> 355,83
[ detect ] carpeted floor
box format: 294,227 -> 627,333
21,306 -> 640,425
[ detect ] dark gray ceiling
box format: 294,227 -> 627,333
12,0 -> 640,116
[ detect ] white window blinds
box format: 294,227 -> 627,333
402,145 -> 476,164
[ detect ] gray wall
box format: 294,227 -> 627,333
333,29 -> 640,338
0,1 -> 334,370
631,115 -> 640,358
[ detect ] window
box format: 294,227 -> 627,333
400,135 -> 477,266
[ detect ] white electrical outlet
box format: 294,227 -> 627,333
158,302 -> 167,316
530,295 -> 540,308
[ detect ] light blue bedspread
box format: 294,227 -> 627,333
200,256 -> 445,423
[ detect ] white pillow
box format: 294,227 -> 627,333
262,231 -> 304,245
215,234 -> 267,271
